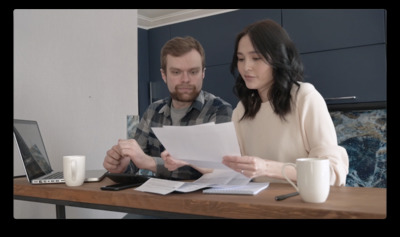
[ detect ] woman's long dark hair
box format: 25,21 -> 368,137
230,19 -> 304,121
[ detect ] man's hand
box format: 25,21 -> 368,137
103,144 -> 130,173
161,150 -> 189,171
117,139 -> 156,172
161,150 -> 213,174
103,139 -> 156,173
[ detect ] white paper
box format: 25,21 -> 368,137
203,182 -> 270,195
135,169 -> 252,195
194,169 -> 251,185
135,178 -> 185,195
151,122 -> 241,169
175,182 -> 210,193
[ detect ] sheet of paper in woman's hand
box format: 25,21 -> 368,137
151,122 -> 241,169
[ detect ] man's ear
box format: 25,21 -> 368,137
202,67 -> 206,79
160,69 -> 167,83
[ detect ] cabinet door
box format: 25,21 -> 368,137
301,44 -> 386,104
283,9 -> 386,54
202,64 -> 239,107
148,27 -> 171,102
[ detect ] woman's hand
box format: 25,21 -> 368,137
222,155 -> 296,181
222,155 -> 268,178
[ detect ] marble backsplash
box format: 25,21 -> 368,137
330,109 -> 387,188
127,109 -> 387,188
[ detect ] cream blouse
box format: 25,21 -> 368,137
232,82 -> 349,186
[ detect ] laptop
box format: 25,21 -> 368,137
14,119 -> 107,184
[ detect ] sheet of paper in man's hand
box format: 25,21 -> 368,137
151,122 -> 241,169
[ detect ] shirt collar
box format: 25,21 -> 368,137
159,90 -> 205,116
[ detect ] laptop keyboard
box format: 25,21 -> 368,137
44,172 -> 63,179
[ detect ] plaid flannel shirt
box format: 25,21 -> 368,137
126,90 -> 233,180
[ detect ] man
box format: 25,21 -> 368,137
103,36 -> 232,180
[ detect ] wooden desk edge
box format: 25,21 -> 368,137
14,178 -> 386,219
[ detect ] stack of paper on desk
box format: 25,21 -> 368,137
135,169 -> 252,195
135,177 -> 269,195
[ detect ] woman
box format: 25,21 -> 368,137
222,19 -> 348,186
162,19 -> 349,186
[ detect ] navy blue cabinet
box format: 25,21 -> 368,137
138,9 -> 387,115
146,27 -> 170,103
301,44 -> 386,104
203,64 -> 238,107
282,9 -> 386,106
282,9 -> 386,53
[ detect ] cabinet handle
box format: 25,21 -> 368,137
324,96 -> 356,101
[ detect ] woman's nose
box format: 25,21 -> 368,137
244,60 -> 253,71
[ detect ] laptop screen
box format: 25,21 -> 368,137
14,119 -> 53,181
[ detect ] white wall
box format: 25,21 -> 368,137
14,9 -> 138,219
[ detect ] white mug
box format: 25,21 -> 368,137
63,155 -> 86,186
282,158 -> 330,203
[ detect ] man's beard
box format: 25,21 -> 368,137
169,84 -> 200,102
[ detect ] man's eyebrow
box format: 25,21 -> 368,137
168,67 -> 201,71
168,67 -> 181,71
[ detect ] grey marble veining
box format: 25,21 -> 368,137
330,109 -> 387,188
